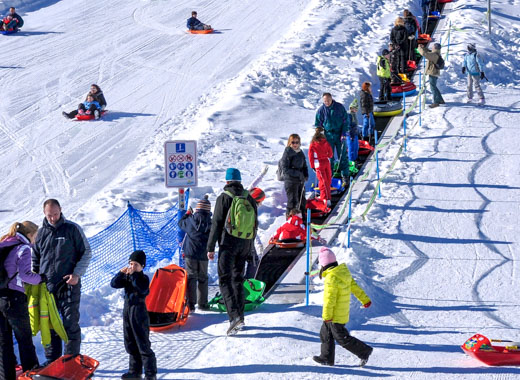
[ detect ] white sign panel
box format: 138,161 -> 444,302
164,140 -> 198,188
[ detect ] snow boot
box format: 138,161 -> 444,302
466,98 -> 473,103
121,371 -> 141,379
62,111 -> 73,119
94,110 -> 100,119
359,346 -> 373,367
429,103 -> 439,108
226,317 -> 245,336
478,98 -> 485,106
313,355 -> 334,366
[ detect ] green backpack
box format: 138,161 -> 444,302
223,190 -> 256,239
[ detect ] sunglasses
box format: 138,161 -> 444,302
291,141 -> 300,145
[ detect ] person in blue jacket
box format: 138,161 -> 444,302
77,94 -> 102,119
1,7 -> 23,31
314,93 -> 350,184
346,99 -> 360,162
179,195 -> 212,311
462,43 -> 486,105
187,11 -> 211,31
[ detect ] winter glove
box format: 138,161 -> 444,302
480,72 -> 485,80
362,301 -> 372,309
462,67 -> 466,75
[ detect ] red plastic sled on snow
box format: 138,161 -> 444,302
461,334 -> 520,366
75,110 -> 107,121
19,354 -> 99,379
187,29 -> 214,34
358,140 -> 375,156
146,264 -> 189,332
269,237 -> 305,249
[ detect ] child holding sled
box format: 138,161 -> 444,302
313,247 -> 373,367
111,250 -> 157,380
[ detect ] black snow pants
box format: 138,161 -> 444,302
185,258 -> 209,309
44,283 -> 82,362
124,302 -> 157,377
378,77 -> 392,101
284,180 -> 306,218
0,290 -> 39,380
217,235 -> 252,321
319,321 -> 372,363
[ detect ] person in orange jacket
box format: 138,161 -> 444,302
309,127 -> 333,207
272,209 -> 306,241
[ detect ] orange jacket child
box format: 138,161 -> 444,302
272,214 -> 306,241
309,136 -> 333,202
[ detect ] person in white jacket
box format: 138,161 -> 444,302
462,43 -> 486,105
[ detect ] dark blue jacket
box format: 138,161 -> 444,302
179,210 -> 212,261
315,101 -> 349,135
110,271 -> 150,306
187,17 -> 203,30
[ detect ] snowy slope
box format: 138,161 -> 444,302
2,0 -> 520,379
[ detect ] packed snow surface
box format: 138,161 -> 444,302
1,0 -> 520,378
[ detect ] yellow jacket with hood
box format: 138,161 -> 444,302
322,263 -> 370,324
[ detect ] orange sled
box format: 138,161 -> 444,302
146,264 -> 189,332
19,354 -> 99,379
187,29 -> 214,34
269,237 -> 305,249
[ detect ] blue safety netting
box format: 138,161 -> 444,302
82,202 -> 182,292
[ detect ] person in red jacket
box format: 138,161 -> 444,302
309,127 -> 333,206
272,209 -> 306,241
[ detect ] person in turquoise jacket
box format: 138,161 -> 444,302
462,43 -> 486,105
314,93 -> 350,184
313,247 -> 373,367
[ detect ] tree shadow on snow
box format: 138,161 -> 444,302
171,364 -> 389,377
102,111 -> 155,121
0,66 -> 23,69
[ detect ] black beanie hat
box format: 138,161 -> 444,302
129,250 -> 146,268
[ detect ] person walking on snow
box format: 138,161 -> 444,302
0,222 -> 42,380
462,43 -> 486,105
360,82 -> 375,144
313,247 -> 373,367
111,250 -> 157,380
309,127 -> 333,206
207,168 -> 258,335
179,195 -> 212,311
187,11 -> 212,30
32,199 -> 92,364
314,93 -> 350,185
418,42 -> 445,108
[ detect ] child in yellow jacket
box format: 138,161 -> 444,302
313,247 -> 373,367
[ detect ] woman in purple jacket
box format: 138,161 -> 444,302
0,221 -> 42,380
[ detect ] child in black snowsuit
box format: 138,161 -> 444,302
111,250 -> 157,380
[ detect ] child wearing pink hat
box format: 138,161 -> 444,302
313,247 -> 373,367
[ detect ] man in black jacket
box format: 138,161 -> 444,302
207,168 -> 258,335
32,199 -> 92,363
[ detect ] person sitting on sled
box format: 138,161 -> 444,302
1,7 -> 23,31
187,11 -> 212,30
76,94 -> 102,119
313,247 -> 373,368
62,84 -> 107,119
272,209 -> 306,242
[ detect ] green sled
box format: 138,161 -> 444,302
208,278 -> 266,312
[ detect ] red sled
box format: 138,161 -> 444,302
306,198 -> 331,217
438,0 -> 453,3
269,237 -> 305,249
391,81 -> 416,94
146,264 -> 189,332
358,140 -> 375,156
187,29 -> 214,34
19,354 -> 99,379
75,110 -> 107,121
407,60 -> 417,70
461,334 -> 520,366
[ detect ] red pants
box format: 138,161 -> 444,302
316,160 -> 332,201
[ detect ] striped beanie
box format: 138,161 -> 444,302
195,195 -> 211,212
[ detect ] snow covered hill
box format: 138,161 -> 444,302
1,0 -> 520,378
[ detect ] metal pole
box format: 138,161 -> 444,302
403,92 -> 407,151
375,130 -> 381,198
305,210 -> 311,306
347,176 -> 353,248
488,0 -> 491,35
447,21 -> 452,59
177,188 -> 187,267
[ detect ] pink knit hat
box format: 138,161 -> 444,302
319,247 -> 337,267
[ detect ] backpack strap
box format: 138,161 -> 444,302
223,190 -> 235,199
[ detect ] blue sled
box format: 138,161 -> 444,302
1,29 -> 19,35
391,89 -> 417,99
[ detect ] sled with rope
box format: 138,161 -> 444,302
146,264 -> 189,332
18,354 -> 99,380
391,81 -> 417,98
461,334 -> 520,366
208,278 -> 266,312
269,237 -> 306,249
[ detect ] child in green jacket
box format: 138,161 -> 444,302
313,247 -> 373,367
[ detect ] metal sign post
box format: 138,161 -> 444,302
165,141 -> 198,267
